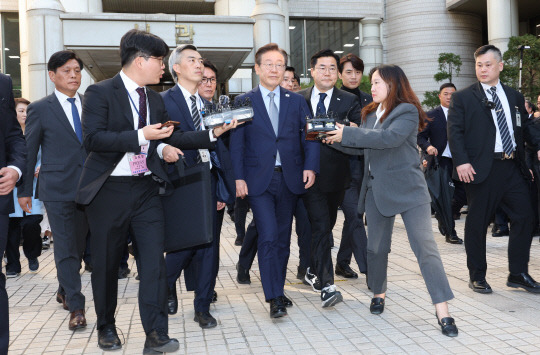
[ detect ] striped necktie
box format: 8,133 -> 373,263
489,86 -> 513,156
190,95 -> 203,163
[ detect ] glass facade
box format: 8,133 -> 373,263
1,12 -> 21,97
289,19 -> 359,82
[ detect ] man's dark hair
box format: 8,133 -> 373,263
439,82 -> 457,93
310,49 -> 340,70
203,59 -> 218,77
339,53 -> 364,74
285,66 -> 295,73
254,43 -> 288,65
474,44 -> 503,62
120,29 -> 169,67
293,73 -> 300,83
47,51 -> 83,72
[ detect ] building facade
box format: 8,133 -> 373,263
0,0 -> 539,101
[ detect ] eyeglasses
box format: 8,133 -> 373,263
260,63 -> 286,71
314,66 -> 337,74
201,77 -> 216,84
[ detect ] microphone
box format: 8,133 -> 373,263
482,98 -> 496,110
218,95 -> 230,107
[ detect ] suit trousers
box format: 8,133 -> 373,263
302,181 -> 345,288
234,197 -> 250,240
365,187 -> 454,304
5,215 -> 43,273
43,201 -> 87,311
439,157 -> 467,233
464,160 -> 534,280
86,176 -> 168,334
248,171 -> 297,301
0,215 -> 9,355
165,170 -> 219,312
337,156 -> 367,273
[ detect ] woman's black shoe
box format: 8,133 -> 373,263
437,314 -> 458,337
369,297 -> 385,315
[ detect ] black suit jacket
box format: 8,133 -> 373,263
417,106 -> 448,154
0,73 -> 26,214
19,93 -> 87,202
448,82 -> 536,184
341,85 -> 373,112
298,86 -> 361,192
76,73 -> 215,205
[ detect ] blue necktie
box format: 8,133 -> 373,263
316,92 -> 327,116
67,98 -> 83,143
489,86 -> 513,156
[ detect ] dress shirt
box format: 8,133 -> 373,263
441,106 -> 452,158
259,84 -> 282,166
110,70 -> 151,176
481,81 -> 516,153
310,86 -> 333,115
55,89 -> 82,132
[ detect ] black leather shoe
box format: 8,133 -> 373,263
437,315 -> 458,337
335,263 -> 358,278
211,290 -> 218,303
445,232 -> 463,244
117,267 -> 130,279
469,279 -> 492,293
234,237 -> 243,246
167,286 -> 178,315
280,295 -> 293,307
98,325 -> 122,350
492,227 -> 510,237
194,311 -> 217,328
236,263 -> 251,284
144,329 -> 179,354
507,273 -> 540,293
370,297 -> 385,315
269,297 -> 287,318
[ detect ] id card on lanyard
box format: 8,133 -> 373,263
127,89 -> 149,175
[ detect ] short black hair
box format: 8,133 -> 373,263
339,53 -> 364,74
285,66 -> 295,73
120,29 -> 169,67
293,73 -> 300,83
47,51 -> 83,72
439,83 -> 456,93
202,59 -> 218,77
474,44 -> 502,62
310,49 -> 340,70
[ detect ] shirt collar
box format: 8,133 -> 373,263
375,104 -> 385,120
312,85 -> 334,100
441,105 -> 449,114
480,80 -> 502,94
177,83 -> 200,104
259,84 -> 280,98
54,89 -> 79,103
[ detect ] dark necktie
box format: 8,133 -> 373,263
66,98 -> 83,143
190,95 -> 203,163
316,92 -> 327,116
135,87 -> 147,129
489,86 -> 513,156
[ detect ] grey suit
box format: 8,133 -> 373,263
341,103 -> 453,304
19,93 -> 88,311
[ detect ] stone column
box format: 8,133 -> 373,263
19,0 -> 65,101
359,18 -> 383,75
487,0 -> 518,55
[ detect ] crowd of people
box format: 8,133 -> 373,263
1,27 -> 540,354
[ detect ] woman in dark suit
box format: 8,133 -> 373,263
326,65 -> 458,337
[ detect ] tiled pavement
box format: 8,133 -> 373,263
5,211 -> 540,354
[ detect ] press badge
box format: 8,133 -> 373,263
198,149 -> 210,163
129,145 -> 149,175
515,106 -> 521,127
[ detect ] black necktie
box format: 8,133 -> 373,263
316,92 -> 327,116
66,98 -> 83,143
489,86 -> 513,156
135,87 -> 147,129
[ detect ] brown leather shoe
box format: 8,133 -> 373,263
56,293 -> 68,311
68,309 -> 87,331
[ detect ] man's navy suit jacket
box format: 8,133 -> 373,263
417,105 -> 448,155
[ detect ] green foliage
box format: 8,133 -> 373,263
501,34 -> 540,100
422,90 -> 440,110
422,52 -> 462,109
358,75 -> 371,94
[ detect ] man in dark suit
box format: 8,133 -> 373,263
76,30 -> 236,352
448,44 -> 540,294
418,82 -> 465,244
335,53 -> 371,278
18,51 -> 89,331
230,43 -> 319,318
0,72 -> 26,355
298,49 -> 361,307
161,47 -> 235,329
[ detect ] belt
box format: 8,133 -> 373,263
274,166 -> 283,172
493,152 -> 514,160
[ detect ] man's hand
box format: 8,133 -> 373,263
236,179 -> 248,198
18,197 -> 32,213
537,150 -> 540,161
530,169 -> 535,181
217,201 -> 226,211
456,163 -> 476,183
303,170 -> 316,189
426,145 -> 438,156
162,145 -> 183,163
213,119 -> 241,138
0,167 -> 19,195
142,123 -> 173,140
34,166 -> 40,178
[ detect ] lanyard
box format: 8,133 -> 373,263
126,89 -> 147,127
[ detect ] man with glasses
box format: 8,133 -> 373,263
298,49 -> 361,307
230,43 -> 319,318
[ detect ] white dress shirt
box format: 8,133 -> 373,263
441,106 -> 452,158
310,86 -> 333,115
481,81 -> 516,153
54,89 -> 82,132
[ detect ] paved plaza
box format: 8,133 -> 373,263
5,211 -> 540,354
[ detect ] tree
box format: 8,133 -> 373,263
422,52 -> 463,109
500,34 -> 540,100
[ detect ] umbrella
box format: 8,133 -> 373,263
424,156 -> 455,237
